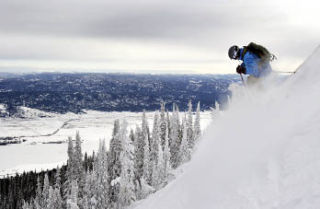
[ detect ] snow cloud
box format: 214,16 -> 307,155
0,0 -> 319,73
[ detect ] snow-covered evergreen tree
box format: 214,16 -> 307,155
141,111 -> 151,185
150,111 -> 160,165
166,110 -> 171,147
186,100 -> 194,150
108,120 -> 122,182
74,131 -> 84,184
161,128 -> 171,185
76,133 -> 88,209
194,101 -> 201,142
42,173 -> 50,208
64,136 -> 75,201
64,132 -> 84,206
170,103 -> 181,168
108,119 -> 123,207
20,101 -> 204,209
48,187 -> 55,209
118,120 -> 136,208
48,186 -> 63,209
141,110 -> 150,145
67,180 -> 79,209
34,176 -> 42,209
82,171 -> 95,209
134,124 -> 154,199
55,166 -> 61,189
178,114 -> 191,166
159,101 -> 167,150
93,139 -> 109,209
150,113 -> 163,189
134,126 -> 143,180
67,136 -> 74,172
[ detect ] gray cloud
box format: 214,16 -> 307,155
0,0 -> 319,73
0,0 -> 281,39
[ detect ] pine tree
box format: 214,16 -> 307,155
82,172 -> 95,209
64,133 -> 85,207
48,186 -> 63,209
134,126 -> 144,183
170,103 -> 181,168
67,136 -> 74,174
50,167 -> 63,209
154,138 -> 164,189
150,162 -> 159,189
48,187 -> 55,209
108,119 -> 123,206
142,111 -> 151,185
159,101 -> 167,150
187,100 -> 194,150
67,180 -> 80,209
118,120 -> 136,208
83,170 -> 105,209
93,139 -> 109,209
141,110 -> 150,147
74,131 -> 83,182
150,111 -> 160,166
150,112 -> 163,189
55,166 -> 61,189
161,128 -> 171,185
34,176 -> 42,209
194,101 -> 201,142
42,173 -> 50,208
54,187 -> 63,209
134,124 -> 154,199
178,114 -> 191,166
166,110 -> 171,147
64,136 -> 75,201
74,131 -> 85,206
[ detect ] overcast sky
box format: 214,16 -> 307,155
0,0 -> 319,74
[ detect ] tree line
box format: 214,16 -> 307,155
1,101 -> 202,209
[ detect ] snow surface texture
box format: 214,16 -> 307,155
133,46 -> 320,209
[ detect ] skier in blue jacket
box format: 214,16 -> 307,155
228,43 -> 274,84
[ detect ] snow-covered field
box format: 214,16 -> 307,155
0,110 -> 212,176
133,47 -> 320,209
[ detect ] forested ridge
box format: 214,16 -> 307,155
0,73 -> 234,115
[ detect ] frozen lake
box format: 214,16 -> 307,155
0,110 -> 212,176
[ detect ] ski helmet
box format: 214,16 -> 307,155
228,45 -> 239,59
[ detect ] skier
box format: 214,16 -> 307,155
228,42 -> 275,85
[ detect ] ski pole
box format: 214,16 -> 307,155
273,71 -> 295,74
239,73 -> 245,85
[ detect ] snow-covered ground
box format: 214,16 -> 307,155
133,46 -> 320,209
0,110 -> 212,177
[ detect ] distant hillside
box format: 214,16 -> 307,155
0,73 -> 238,114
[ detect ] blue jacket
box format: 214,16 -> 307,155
239,48 -> 271,78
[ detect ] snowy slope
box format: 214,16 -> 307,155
133,46 -> 320,209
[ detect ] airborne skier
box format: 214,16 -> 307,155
228,42 -> 276,85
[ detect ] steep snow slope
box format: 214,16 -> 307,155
134,46 -> 320,209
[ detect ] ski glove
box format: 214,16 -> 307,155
236,65 -> 246,74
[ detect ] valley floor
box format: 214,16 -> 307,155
0,110 -> 212,176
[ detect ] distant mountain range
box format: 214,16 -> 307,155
0,73 -> 239,115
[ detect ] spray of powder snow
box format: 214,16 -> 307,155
133,45 -> 320,209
